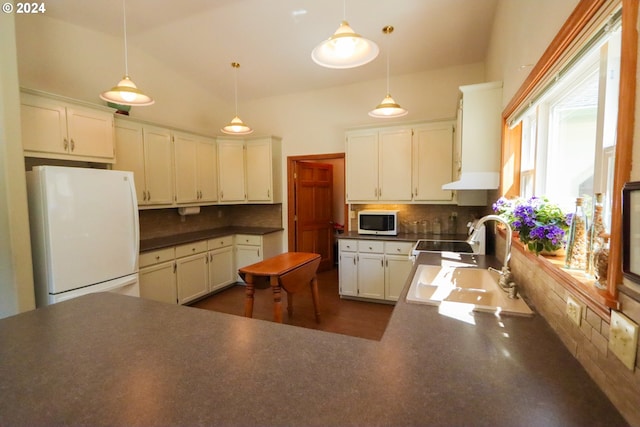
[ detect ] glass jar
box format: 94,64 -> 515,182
587,193 -> 606,276
421,219 -> 431,235
593,234 -> 610,290
432,217 -> 441,235
565,197 -> 588,270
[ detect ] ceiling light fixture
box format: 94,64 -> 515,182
311,0 -> 378,69
221,62 -> 253,135
369,25 -> 407,118
100,0 -> 153,106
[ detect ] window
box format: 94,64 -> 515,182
516,23 -> 621,229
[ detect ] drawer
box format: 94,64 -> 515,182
385,241 -> 415,256
338,239 -> 357,252
235,234 -> 261,246
208,236 -> 233,250
140,247 -> 175,268
358,240 -> 384,253
175,240 -> 208,258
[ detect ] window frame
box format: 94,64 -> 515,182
500,0 -> 637,317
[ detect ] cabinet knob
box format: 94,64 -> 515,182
192,248 -> 196,252
155,255 -> 160,260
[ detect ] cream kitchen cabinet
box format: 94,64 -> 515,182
113,120 -> 174,206
383,241 -> 415,301
139,247 -> 177,305
174,131 -> 218,204
20,91 -> 115,163
346,128 -> 412,202
207,236 -> 235,292
217,139 -> 246,203
412,123 -> 455,202
234,232 -> 283,283
217,137 -> 282,204
338,239 -> 414,302
175,241 -> 209,304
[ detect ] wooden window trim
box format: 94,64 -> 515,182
500,0 -> 637,317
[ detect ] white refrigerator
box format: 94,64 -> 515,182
26,166 -> 140,306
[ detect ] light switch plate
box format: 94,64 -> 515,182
566,296 -> 582,326
609,310 -> 639,370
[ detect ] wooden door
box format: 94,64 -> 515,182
295,162 -> 334,272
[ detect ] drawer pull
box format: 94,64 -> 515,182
155,255 -> 160,260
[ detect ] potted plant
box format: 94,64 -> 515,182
492,196 -> 571,255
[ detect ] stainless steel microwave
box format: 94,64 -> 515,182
358,210 -> 399,235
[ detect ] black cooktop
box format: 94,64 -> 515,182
413,239 -> 474,253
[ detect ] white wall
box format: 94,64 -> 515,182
485,0 -> 580,105
0,12 -> 35,318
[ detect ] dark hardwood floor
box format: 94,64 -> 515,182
190,268 -> 394,341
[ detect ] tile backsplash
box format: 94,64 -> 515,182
349,203 -> 489,235
139,204 -> 282,240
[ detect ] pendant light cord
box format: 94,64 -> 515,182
122,0 -> 129,76
232,62 -> 240,117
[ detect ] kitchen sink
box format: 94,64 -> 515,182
406,264 -> 533,316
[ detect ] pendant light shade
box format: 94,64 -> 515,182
311,1 -> 378,69
312,20 -> 379,69
369,25 -> 407,118
221,62 -> 253,135
100,0 -> 153,106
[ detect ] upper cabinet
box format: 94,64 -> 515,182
174,131 -> 218,204
443,81 -> 503,191
413,123 -> 455,202
113,120 -> 174,206
20,90 -> 115,163
346,127 -> 413,202
217,136 -> 282,204
346,122 -> 454,203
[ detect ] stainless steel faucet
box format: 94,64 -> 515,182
467,214 -> 518,298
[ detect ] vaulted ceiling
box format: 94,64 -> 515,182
35,0 -> 498,104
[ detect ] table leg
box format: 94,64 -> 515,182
310,275 -> 320,322
244,273 -> 255,318
270,275 -> 283,323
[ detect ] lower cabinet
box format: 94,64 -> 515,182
175,241 -> 210,304
207,236 -> 236,292
338,239 -> 414,302
139,232 -> 283,304
235,232 -> 283,283
139,247 -> 177,304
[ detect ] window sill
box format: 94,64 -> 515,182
500,229 -> 619,320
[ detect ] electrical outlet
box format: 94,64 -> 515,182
566,296 -> 582,326
350,210 -> 356,219
609,311 -> 639,370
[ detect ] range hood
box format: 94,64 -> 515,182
442,172 -> 499,190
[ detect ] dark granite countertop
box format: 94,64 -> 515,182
140,226 -> 283,252
0,253 -> 627,426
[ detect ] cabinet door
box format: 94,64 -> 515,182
246,139 -> 272,202
173,132 -> 199,203
217,140 -> 246,203
379,128 -> 413,201
209,247 -> 235,292
140,261 -> 177,304
176,253 -> 209,304
357,254 -> 385,300
338,251 -> 358,297
113,120 -> 146,205
143,126 -> 174,205
20,95 -> 68,155
413,125 -> 454,201
385,255 -> 413,301
235,244 -> 261,282
66,106 -> 115,160
346,131 -> 379,201
197,139 -> 218,203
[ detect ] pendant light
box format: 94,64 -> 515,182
221,62 -> 253,135
311,1 -> 378,69
100,0 -> 154,106
369,25 -> 407,118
